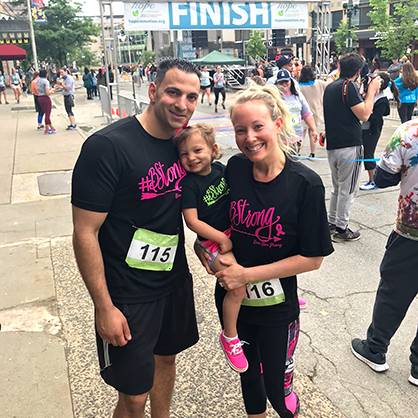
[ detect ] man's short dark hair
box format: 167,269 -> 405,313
155,58 -> 201,85
339,53 -> 364,78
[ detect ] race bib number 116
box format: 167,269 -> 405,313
126,228 -> 178,271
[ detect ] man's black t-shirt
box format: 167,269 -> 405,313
323,78 -> 363,150
71,116 -> 190,303
216,154 -> 334,326
181,162 -> 230,240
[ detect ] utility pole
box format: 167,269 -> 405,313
26,0 -> 39,70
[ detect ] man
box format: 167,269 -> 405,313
323,53 -> 381,242
58,68 -> 77,130
266,54 -> 294,85
351,119 -> 418,387
71,58 -> 201,418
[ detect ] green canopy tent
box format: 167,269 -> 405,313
192,50 -> 244,65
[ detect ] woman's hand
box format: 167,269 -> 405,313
215,258 -> 248,290
218,236 -> 233,254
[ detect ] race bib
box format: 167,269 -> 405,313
125,228 -> 178,271
241,278 -> 285,307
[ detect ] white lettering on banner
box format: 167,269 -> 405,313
124,2 -> 308,31
249,3 -> 269,25
200,3 -> 221,26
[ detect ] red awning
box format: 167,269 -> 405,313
0,44 -> 27,60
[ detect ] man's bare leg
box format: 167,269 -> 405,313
150,354 -> 176,418
113,392 -> 148,418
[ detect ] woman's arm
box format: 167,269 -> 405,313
183,208 -> 232,253
215,254 -> 323,290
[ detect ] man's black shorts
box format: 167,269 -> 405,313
96,276 -> 199,395
64,94 -> 74,116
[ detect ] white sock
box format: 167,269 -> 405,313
223,331 -> 238,341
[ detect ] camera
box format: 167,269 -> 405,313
362,73 -> 381,93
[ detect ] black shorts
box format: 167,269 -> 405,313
64,94 -> 74,116
200,85 -> 210,91
96,276 -> 199,395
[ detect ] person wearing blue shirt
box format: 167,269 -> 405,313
394,62 -> 418,123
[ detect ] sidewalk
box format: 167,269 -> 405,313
0,90 -> 417,418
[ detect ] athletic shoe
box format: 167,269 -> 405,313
332,228 -> 360,242
37,124 -> 44,130
219,331 -> 248,373
351,338 -> 389,372
285,391 -> 300,416
408,365 -> 418,386
328,223 -> 337,234
214,106 -> 218,113
222,102 -> 226,109
66,124 -> 77,130
360,181 -> 377,191
46,128 -> 56,135
298,297 -> 307,310
307,153 -> 315,160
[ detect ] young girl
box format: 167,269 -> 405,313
360,72 -> 399,190
275,69 -> 319,154
213,66 -> 226,113
175,124 -> 248,374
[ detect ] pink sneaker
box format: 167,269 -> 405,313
298,297 -> 307,310
285,391 -> 300,416
219,331 -> 248,373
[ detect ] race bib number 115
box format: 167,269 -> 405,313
126,228 -> 178,271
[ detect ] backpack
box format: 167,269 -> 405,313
263,64 -> 273,79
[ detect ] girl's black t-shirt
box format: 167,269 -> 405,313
71,117 -> 190,303
216,154 -> 334,326
181,162 -> 230,240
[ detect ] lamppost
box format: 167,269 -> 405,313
343,0 -> 359,51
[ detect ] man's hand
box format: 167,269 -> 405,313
215,259 -> 248,290
218,237 -> 233,254
368,76 -> 381,96
95,305 -> 132,347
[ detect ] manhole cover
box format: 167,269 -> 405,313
37,171 -> 72,196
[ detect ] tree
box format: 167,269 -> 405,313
141,50 -> 156,66
368,0 -> 418,59
334,20 -> 358,55
33,0 -> 99,66
246,31 -> 267,62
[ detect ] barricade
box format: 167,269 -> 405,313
98,85 -> 112,122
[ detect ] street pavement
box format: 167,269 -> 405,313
0,82 -> 417,418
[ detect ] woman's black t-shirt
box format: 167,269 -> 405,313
215,154 -> 334,326
181,162 -> 230,240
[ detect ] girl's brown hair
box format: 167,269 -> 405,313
174,124 -> 221,160
401,62 -> 418,90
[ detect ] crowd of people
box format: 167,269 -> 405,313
70,54 -> 417,418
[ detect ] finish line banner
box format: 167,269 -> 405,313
124,2 -> 308,31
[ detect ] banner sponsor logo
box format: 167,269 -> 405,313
125,2 -> 308,31
31,0 -> 47,23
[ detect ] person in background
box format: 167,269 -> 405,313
213,65 -> 226,113
299,65 -> 328,158
199,65 -> 212,106
292,58 -> 302,80
58,68 -> 77,130
82,67 -> 94,100
96,68 -> 106,97
394,62 -> 418,123
351,119 -> 418,388
0,70 -> 9,104
387,58 -> 402,81
36,69 -> 56,135
10,68 -> 22,104
91,69 -> 98,97
359,72 -> 399,190
30,71 -> 44,130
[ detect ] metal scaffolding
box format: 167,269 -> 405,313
315,1 -> 331,77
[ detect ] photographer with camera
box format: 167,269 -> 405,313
323,53 -> 381,242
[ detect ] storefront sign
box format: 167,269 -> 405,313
124,2 -> 308,31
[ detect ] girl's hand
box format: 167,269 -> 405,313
215,259 -> 248,290
309,129 -> 319,144
219,237 -> 233,254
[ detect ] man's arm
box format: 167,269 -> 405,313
351,77 -> 381,122
72,206 -> 131,346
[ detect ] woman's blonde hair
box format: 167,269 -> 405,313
174,123 -> 221,160
229,82 -> 297,155
401,62 -> 418,90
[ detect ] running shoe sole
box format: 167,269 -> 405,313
218,335 -> 248,374
351,345 -> 389,372
408,374 -> 418,386
332,233 -> 360,243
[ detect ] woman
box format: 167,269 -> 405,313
213,65 -> 226,113
207,83 -> 333,417
0,70 -> 9,104
394,62 -> 418,123
90,69 -> 98,97
299,65 -> 329,158
359,72 -> 399,190
199,65 -> 212,106
30,71 -> 44,130
82,67 -> 94,100
10,68 -> 22,104
36,69 -> 56,134
275,69 -> 319,155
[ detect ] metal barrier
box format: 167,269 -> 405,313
99,85 -> 112,123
